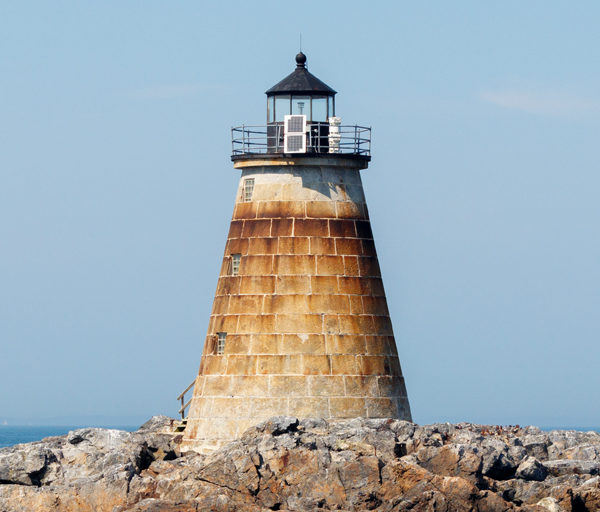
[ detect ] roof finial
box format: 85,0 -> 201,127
295,51 -> 306,68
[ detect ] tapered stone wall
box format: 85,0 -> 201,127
182,157 -> 411,453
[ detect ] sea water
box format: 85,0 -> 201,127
0,426 -> 137,448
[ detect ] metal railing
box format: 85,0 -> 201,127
231,122 -> 371,157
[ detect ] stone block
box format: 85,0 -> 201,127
323,314 -> 340,334
325,334 -> 366,355
257,355 -> 300,375
329,397 -> 366,417
355,220 -> 373,239
309,236 -> 336,255
278,236 -> 309,255
226,238 -> 249,255
228,220 -> 243,239
240,276 -> 275,294
307,376 -> 345,397
343,256 -> 360,276
202,355 -> 227,375
366,398 -> 397,418
229,375 -> 269,397
217,276 -> 241,295
249,334 -> 279,354
344,376 -> 378,397
316,255 -> 345,275
223,334 -> 249,354
359,256 -> 381,277
257,200 -> 305,218
307,294 -> 350,314
189,397 -> 212,418
368,278 -> 385,296
263,294 -> 309,314
396,397 -> 412,419
279,334 -> 326,354
388,356 -> 402,376
211,397 -> 252,418
226,355 -> 257,375
248,237 -> 278,255
218,257 -> 229,276
203,376 -> 233,396
239,255 -> 273,276
338,315 -> 363,335
359,356 -> 387,375
364,335 -> 389,355
233,202 -> 257,220
377,376 -> 408,398
269,375 -> 307,397
335,238 -> 363,256
271,218 -> 294,237
338,276 -> 363,295
372,315 -> 393,335
241,219 -> 272,238
306,201 -> 337,218
249,397 -> 289,418
336,201 -> 365,220
211,314 -> 239,333
211,295 -> 229,315
362,296 -> 389,316
311,275 -> 339,294
361,239 -> 377,257
274,254 -> 316,275
301,355 -> 331,375
331,355 -> 360,375
289,397 -> 329,417
348,295 -> 363,314
237,314 -> 275,333
227,294 -> 263,314
294,218 -> 329,237
275,275 -> 311,294
275,313 -> 323,333
329,219 -> 356,238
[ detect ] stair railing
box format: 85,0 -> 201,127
177,379 -> 195,419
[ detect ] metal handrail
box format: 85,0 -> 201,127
231,122 -> 371,157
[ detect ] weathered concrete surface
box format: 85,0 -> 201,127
2,416 -> 600,511
184,163 -> 411,452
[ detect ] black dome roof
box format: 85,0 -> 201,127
265,53 -> 336,96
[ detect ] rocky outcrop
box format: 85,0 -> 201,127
1,417 -> 599,511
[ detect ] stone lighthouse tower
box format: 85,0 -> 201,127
182,53 -> 411,453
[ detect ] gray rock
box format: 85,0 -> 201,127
516,456 -> 548,481
544,459 -> 600,476
137,415 -> 176,432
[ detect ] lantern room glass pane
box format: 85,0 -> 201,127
267,96 -> 274,123
292,96 -> 310,117
311,97 -> 327,121
275,95 -> 290,122
327,96 -> 335,118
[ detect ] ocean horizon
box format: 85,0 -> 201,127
1,424 -> 599,450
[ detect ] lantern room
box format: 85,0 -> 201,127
265,52 -> 336,123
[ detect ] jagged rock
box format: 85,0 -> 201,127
1,418 -> 600,511
536,497 -> 563,511
517,456 -> 549,481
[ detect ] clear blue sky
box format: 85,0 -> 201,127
1,1 -> 599,427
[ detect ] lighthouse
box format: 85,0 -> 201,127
182,53 -> 411,453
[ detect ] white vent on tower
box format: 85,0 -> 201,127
284,114 -> 307,153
